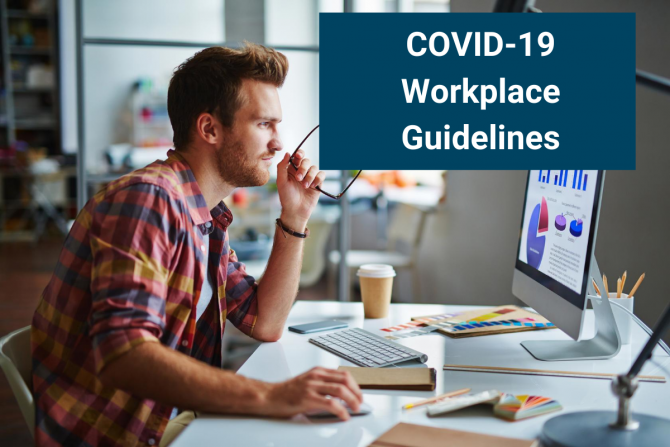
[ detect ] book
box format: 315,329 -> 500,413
369,422 -> 538,447
338,366 -> 436,391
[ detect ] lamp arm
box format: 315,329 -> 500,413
627,303 -> 670,380
636,69 -> 670,95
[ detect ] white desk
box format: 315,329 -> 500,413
173,302 -> 670,446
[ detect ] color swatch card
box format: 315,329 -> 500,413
382,312 -> 465,340
493,394 -> 563,421
411,305 -> 556,339
426,390 -> 562,422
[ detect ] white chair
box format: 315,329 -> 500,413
0,326 -> 34,437
329,203 -> 433,302
238,213 -> 337,289
299,216 -> 336,288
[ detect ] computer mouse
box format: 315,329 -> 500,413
349,401 -> 372,416
306,401 -> 372,418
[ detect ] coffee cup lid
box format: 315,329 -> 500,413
357,264 -> 396,278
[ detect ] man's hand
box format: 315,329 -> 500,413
276,151 -> 326,230
252,152 -> 326,341
97,344 -> 362,420
262,367 -> 363,421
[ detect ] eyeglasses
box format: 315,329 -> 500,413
289,124 -> 362,200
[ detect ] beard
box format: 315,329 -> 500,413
215,138 -> 272,187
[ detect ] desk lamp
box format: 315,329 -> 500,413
493,2 -> 670,445
540,302 -> 670,446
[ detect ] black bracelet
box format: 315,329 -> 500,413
275,218 -> 310,239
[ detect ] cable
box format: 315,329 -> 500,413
650,358 -> 670,379
608,299 -> 670,357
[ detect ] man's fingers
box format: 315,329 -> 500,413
311,171 -> 327,189
302,166 -> 319,189
314,383 -> 360,412
310,369 -> 363,402
338,371 -> 363,402
312,396 -> 350,421
276,152 -> 290,179
295,158 -> 312,181
288,149 -> 305,172
292,149 -> 306,161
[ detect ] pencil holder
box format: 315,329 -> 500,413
608,293 -> 634,345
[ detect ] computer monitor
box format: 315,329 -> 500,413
512,170 -> 620,361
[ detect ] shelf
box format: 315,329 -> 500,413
10,46 -> 51,55
12,86 -> 53,93
7,10 -> 50,20
83,37 -> 319,53
1,4 -> 60,152
12,119 -> 56,130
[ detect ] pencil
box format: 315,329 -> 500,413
621,271 -> 628,293
591,278 -> 601,296
617,278 -> 622,298
628,273 -> 645,298
442,365 -> 665,383
403,387 -> 470,410
603,274 -> 610,297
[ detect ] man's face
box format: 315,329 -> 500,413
215,79 -> 283,187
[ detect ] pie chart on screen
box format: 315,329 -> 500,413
570,218 -> 584,237
526,197 -> 548,269
555,214 -> 567,231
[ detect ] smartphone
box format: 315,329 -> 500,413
288,320 -> 348,334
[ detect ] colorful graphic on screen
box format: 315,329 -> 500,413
526,197 -> 548,269
538,197 -> 549,234
569,218 -> 584,237
555,214 -> 567,231
519,171 -> 598,294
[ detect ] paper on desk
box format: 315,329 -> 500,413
427,390 -> 501,417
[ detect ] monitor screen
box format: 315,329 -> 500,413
515,170 -> 602,308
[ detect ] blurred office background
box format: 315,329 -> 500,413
0,1 -> 668,444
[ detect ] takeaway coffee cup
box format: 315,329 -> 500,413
357,264 -> 396,318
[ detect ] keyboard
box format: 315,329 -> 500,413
309,327 -> 428,367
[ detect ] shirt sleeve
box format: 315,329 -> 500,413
88,183 -> 183,374
224,232 -> 259,337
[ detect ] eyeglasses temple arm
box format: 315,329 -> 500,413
335,170 -> 363,198
289,124 -> 362,200
314,185 -> 339,199
296,124 -> 319,152
289,124 -> 320,170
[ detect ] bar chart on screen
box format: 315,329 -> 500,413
537,170 -> 589,191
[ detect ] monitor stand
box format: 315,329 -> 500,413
521,256 -> 621,361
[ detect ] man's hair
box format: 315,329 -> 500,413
167,43 -> 288,150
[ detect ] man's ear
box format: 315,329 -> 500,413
195,112 -> 221,145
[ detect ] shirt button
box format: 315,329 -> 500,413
201,245 -> 206,252
148,439 -> 156,446
205,221 -> 212,228
182,340 -> 188,347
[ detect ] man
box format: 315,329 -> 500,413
31,43 -> 362,447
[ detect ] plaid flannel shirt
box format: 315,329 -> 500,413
31,150 -> 258,446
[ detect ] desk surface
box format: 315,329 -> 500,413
173,301 -> 670,446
